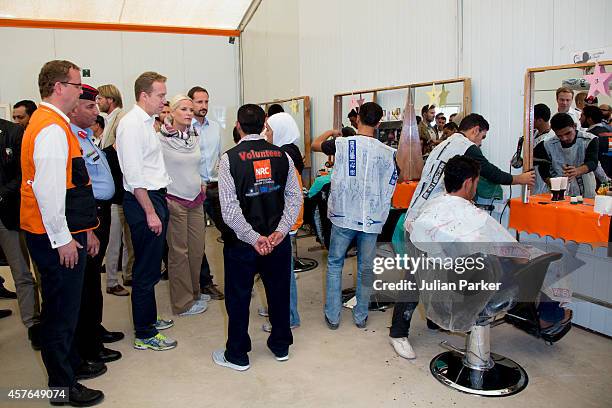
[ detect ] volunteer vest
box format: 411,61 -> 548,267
226,139 -> 289,239
20,105 -> 98,234
328,136 -> 397,234
543,130 -> 596,198
406,133 -> 475,220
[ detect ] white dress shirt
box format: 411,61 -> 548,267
32,102 -> 72,248
193,117 -> 221,183
116,104 -> 171,193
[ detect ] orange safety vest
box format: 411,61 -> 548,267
20,104 -> 98,236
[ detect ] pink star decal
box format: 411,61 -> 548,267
584,62 -> 612,99
349,96 -> 359,110
357,95 -> 365,107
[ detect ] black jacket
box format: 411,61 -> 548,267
0,119 -> 24,230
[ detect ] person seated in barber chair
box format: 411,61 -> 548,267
389,155 -> 572,360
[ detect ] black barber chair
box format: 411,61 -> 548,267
427,252 -> 562,397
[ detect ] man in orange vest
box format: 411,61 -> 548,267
20,60 -> 104,406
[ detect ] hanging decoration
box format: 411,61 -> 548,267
584,62 -> 612,99
426,83 -> 439,106
349,94 -> 360,111
437,84 -> 450,107
289,99 -> 299,113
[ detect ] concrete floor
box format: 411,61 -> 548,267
0,229 -> 611,408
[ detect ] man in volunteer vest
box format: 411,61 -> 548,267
20,60 -> 104,406
68,84 -> 124,368
213,104 -> 302,371
388,113 -> 534,360
533,103 -> 554,195
534,112 -> 599,198
313,102 -> 397,330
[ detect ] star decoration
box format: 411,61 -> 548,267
584,62 -> 612,99
357,94 -> 365,107
349,95 -> 359,111
289,99 -> 299,113
438,84 -> 450,107
426,83 -> 439,106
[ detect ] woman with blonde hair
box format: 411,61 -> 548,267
159,95 -> 207,316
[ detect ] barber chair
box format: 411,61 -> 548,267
426,252 -> 562,397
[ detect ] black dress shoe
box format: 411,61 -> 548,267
100,330 -> 124,344
50,383 -> 104,407
0,309 -> 12,319
92,347 -> 122,363
75,361 -> 107,381
0,286 -> 17,299
28,323 -> 41,350
122,278 -> 132,287
201,283 -> 224,300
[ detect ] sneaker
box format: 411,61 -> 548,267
274,353 -> 289,362
355,317 -> 368,329
258,307 -> 269,317
200,293 -> 211,302
106,284 -> 129,296
389,337 -> 416,359
179,301 -> 207,316
155,316 -> 174,330
212,349 -> 249,371
201,284 -> 224,300
262,322 -> 300,333
134,333 -> 177,351
325,315 -> 339,330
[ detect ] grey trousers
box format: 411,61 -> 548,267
0,218 -> 40,328
105,204 -> 134,287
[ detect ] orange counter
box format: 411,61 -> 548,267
509,194 -> 611,245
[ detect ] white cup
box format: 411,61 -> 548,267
550,177 -> 562,191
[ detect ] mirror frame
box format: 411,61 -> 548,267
522,60 -> 612,201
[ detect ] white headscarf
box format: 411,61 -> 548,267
267,112 -> 300,147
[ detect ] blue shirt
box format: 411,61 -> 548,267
192,117 -> 221,183
71,124 -> 115,201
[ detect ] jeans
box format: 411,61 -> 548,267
325,224 -> 378,325
123,190 -> 169,339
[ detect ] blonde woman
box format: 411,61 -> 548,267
159,95 -> 207,316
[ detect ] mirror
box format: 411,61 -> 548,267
332,78 -> 471,155
257,96 -> 312,184
523,60 -> 612,201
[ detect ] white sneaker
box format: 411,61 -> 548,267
389,337 -> 416,359
258,307 -> 269,317
212,349 -> 250,371
200,293 -> 211,302
179,301 -> 207,316
274,353 -> 289,362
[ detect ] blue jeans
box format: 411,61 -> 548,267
325,224 -> 378,325
289,235 -> 300,327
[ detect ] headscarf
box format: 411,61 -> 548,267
267,112 -> 300,147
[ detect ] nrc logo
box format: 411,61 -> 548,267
253,159 -> 272,181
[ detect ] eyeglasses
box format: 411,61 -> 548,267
60,81 -> 83,90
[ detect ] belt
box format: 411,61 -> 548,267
206,182 -> 218,188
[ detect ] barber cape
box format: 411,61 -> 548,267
404,132 -> 474,231
533,129 -> 553,195
328,136 -> 397,234
543,129 -> 596,198
410,194 -> 572,303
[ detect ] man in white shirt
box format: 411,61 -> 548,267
20,60 -> 104,406
116,72 -> 177,351
556,87 -> 582,128
188,86 -> 225,300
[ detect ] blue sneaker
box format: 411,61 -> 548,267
155,316 -> 174,330
134,333 -> 177,351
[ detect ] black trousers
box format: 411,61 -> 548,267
75,200 -> 111,359
123,190 -> 168,339
26,232 -> 87,388
223,236 -> 293,366
200,183 -> 233,288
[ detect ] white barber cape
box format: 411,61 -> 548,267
328,136 -> 397,234
409,194 -> 572,303
404,132 -> 475,231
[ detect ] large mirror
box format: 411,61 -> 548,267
257,96 -> 312,185
333,78 -> 471,150
523,60 -> 612,201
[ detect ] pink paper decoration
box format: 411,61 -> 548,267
584,62 -> 612,99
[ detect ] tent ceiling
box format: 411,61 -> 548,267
0,0 -> 253,30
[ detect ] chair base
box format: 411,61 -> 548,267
430,351 -> 528,397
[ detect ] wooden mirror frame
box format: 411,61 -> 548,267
522,60 -> 612,202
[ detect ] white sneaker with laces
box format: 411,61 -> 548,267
212,349 -> 249,371
179,301 -> 207,316
389,336 -> 416,359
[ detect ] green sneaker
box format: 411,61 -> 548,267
134,333 -> 177,351
155,316 -> 174,330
